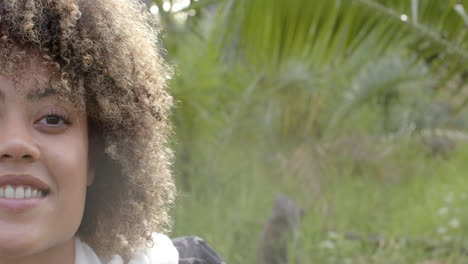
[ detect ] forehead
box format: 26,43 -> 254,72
0,48 -> 86,111
0,54 -> 64,98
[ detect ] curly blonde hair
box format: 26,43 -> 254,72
0,0 -> 175,258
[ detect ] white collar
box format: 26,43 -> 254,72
75,233 -> 179,264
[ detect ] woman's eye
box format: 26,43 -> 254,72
38,115 -> 66,126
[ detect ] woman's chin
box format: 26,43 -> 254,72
0,239 -> 37,256
0,228 -> 47,256
0,228 -> 75,262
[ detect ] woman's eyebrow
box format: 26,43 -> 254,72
26,87 -> 59,101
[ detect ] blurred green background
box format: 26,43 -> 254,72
147,0 -> 468,263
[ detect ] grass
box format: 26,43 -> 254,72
171,135 -> 468,263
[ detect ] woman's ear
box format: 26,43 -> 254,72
87,167 -> 95,186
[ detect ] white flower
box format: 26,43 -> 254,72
448,218 -> 460,229
444,192 -> 454,203
437,226 -> 447,234
319,240 -> 335,250
327,231 -> 340,240
437,207 -> 449,216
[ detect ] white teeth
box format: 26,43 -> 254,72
5,185 -> 14,199
15,186 -> 25,199
25,187 -> 31,199
0,186 -> 45,199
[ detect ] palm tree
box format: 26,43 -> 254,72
162,0 -> 466,142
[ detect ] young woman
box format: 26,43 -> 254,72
0,0 -> 223,263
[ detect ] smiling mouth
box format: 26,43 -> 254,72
0,185 -> 46,199
0,175 -> 49,200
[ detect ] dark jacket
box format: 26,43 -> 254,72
171,236 -> 225,264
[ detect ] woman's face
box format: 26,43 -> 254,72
0,58 -> 92,259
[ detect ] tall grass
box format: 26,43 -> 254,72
172,133 -> 468,263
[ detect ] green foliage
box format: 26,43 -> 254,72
155,0 -> 468,262
164,0 -> 467,144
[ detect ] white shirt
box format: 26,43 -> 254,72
75,233 -> 179,264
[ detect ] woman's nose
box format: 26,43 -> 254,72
0,122 -> 40,162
